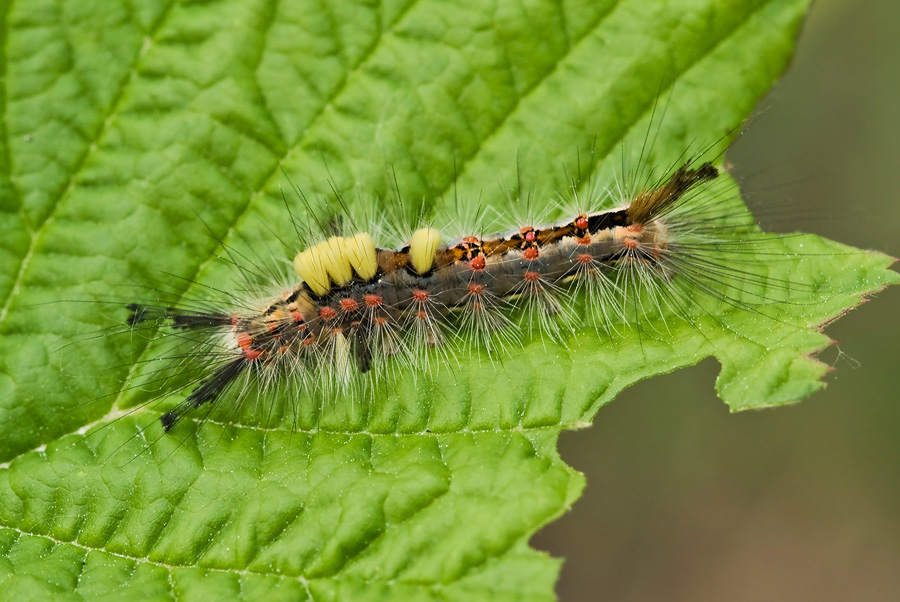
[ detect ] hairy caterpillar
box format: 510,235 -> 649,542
113,148 -> 823,436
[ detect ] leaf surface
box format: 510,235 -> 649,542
0,0 -> 895,600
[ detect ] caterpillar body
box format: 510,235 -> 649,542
118,154 -> 813,433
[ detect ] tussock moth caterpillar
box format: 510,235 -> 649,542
94,135 -> 885,441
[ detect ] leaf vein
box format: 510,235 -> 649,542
0,0 -> 179,330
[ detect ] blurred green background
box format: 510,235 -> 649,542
532,1 -> 900,600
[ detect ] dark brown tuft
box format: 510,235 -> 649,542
627,162 -> 719,224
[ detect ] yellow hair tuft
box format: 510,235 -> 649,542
409,228 -> 442,275
345,233 -> 377,280
293,249 -> 331,296
317,237 -> 353,286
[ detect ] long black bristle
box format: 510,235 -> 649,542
171,313 -> 232,330
160,357 -> 247,432
126,303 -> 153,326
126,303 -> 230,330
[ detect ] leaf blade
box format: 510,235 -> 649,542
1,1 -> 896,600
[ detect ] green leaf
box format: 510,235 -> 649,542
0,0 -> 895,600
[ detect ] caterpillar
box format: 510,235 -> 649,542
117,151 -> 799,434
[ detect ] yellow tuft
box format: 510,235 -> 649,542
293,249 -> 331,296
317,237 -> 354,286
345,232 -> 377,280
409,228 -> 442,275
